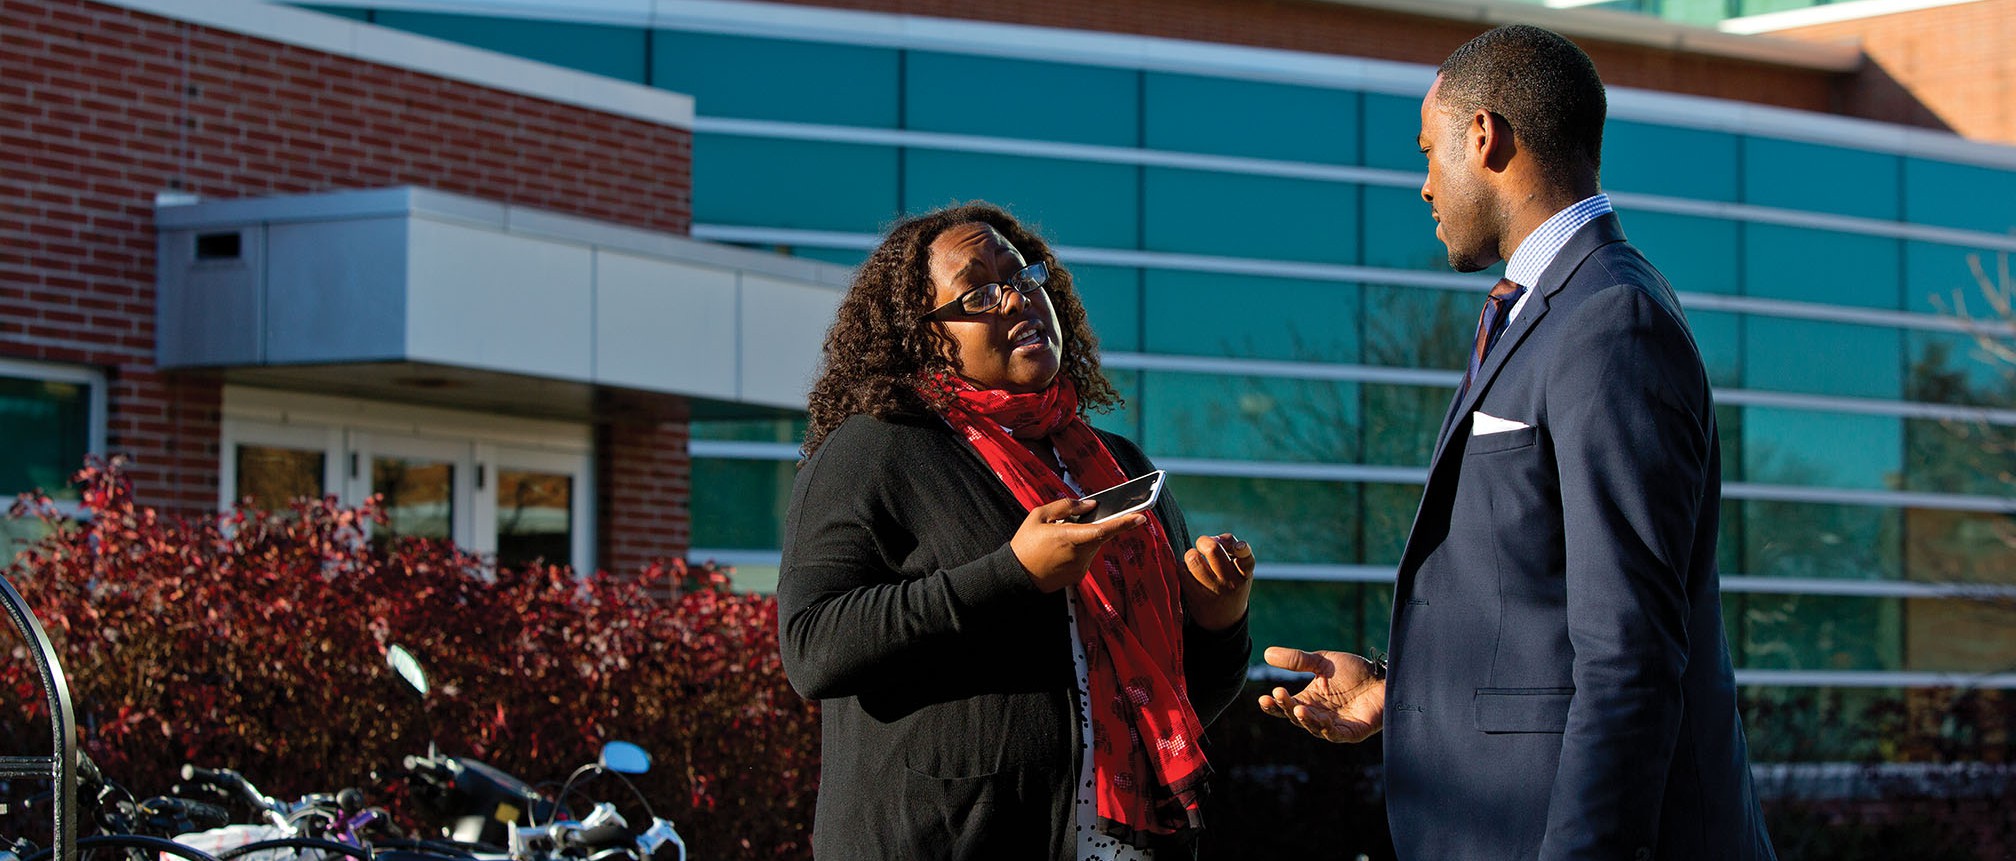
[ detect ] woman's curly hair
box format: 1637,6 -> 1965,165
801,202 -> 1121,459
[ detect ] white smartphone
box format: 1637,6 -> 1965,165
1066,470 -> 1166,524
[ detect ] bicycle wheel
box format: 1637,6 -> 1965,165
215,838 -> 369,861
23,834 -> 223,861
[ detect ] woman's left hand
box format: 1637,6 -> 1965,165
1181,533 -> 1255,632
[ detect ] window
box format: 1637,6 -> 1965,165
0,360 -> 105,550
0,360 -> 105,501
221,390 -> 592,570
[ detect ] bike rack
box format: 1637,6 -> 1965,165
0,571 -> 76,861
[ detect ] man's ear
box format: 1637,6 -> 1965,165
1473,110 -> 1516,171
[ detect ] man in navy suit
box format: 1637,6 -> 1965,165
1258,25 -> 1776,860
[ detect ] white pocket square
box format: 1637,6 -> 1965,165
1471,410 -> 1531,436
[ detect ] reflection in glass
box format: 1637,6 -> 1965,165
1141,372 -> 1360,464
1744,500 -> 1900,580
1904,596 -> 2016,672
0,376 -> 90,500
374,458 -> 454,543
1737,593 -> 1901,672
496,470 -> 572,569
235,446 -> 326,512
1247,581 -> 1364,658
691,457 -> 794,550
1165,474 -> 1356,565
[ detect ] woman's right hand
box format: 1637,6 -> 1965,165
1010,497 -> 1148,592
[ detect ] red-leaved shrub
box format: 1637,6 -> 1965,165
0,458 -> 818,859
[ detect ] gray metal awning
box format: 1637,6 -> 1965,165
155,186 -> 849,420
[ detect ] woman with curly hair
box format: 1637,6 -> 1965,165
778,202 -> 1255,860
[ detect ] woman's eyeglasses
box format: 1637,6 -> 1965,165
921,262 -> 1049,321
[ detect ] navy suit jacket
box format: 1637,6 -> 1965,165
1383,214 -> 1776,860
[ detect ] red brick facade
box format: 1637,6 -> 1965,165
1,0 -> 693,561
1773,0 -> 2016,145
594,393 -> 694,574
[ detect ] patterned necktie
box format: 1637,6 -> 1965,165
1459,278 -> 1527,398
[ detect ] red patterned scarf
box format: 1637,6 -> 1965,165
928,375 -> 1209,844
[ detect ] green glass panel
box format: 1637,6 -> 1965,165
1625,211 -> 1738,295
0,377 -> 90,500
792,247 -> 868,267
1143,73 -> 1359,164
1902,507 -> 2016,585
690,457 -> 793,549
694,135 -> 897,232
903,151 -> 1138,250
1743,317 -> 1901,399
1070,264 -> 1141,353
374,12 -> 645,82
1246,581 -> 1364,658
1741,408 -> 1901,491
1904,158 -> 2016,235
1743,225 -> 1900,309
1743,137 -> 1900,220
1163,474 -> 1356,565
1361,484 -> 1421,566
651,31 -> 898,125
1604,121 -> 1737,201
1687,308 -> 1741,389
1903,595 -> 2016,672
691,417 -> 808,443
1743,499 -> 1900,580
495,470 -> 572,569
1740,686 -> 1896,762
1142,271 -> 1360,362
1904,240 -> 2008,315
1361,384 -> 1446,469
1087,369 -> 1142,442
1362,283 -> 1472,371
1141,372 -> 1359,464
1903,416 -> 2016,496
1738,593 -> 1902,671
1362,92 -> 1425,173
905,52 -> 1137,146
235,445 -> 326,512
1361,185 -> 1445,272
1142,169 -> 1359,263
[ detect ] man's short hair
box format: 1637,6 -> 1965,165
1438,24 -> 1606,183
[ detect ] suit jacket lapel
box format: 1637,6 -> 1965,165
1400,214 -> 1629,580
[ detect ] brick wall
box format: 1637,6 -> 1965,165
767,0 -> 1862,119
1,0 -> 694,553
594,390 -> 693,574
1772,0 -> 2016,145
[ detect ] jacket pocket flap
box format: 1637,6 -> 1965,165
1473,687 -> 1573,733
1464,425 -> 1538,455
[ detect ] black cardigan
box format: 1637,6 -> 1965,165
778,412 -> 1253,860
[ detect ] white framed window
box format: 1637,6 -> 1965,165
220,387 -> 594,570
0,358 -> 107,552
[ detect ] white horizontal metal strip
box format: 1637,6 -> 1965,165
689,224 -> 2000,334
1151,457 -> 1429,484
1609,190 -> 2016,255
1732,669 -> 2016,690
1722,575 -> 2016,599
1102,352 -> 1463,388
1716,388 -> 2016,426
691,117 -> 2016,256
700,543 -> 2016,602
695,116 -> 1425,187
1726,482 -> 2016,514
689,440 -> 802,460
1105,352 -> 2016,426
692,443 -> 2016,513
689,548 -> 784,567
1248,665 -> 2016,689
